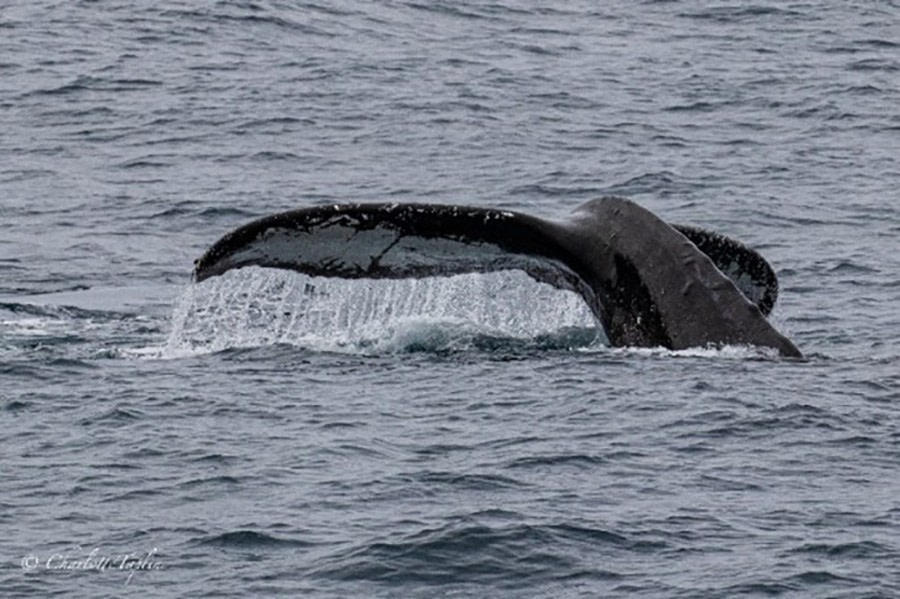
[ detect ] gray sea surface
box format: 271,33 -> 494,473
2,1 -> 899,597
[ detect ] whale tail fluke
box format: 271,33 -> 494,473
193,197 -> 800,357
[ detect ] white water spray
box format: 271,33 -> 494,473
164,267 -> 600,355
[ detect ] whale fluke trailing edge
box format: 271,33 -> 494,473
193,197 -> 801,357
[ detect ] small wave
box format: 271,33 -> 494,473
178,475 -> 244,490
150,205 -> 257,220
81,407 -> 145,424
406,2 -> 504,22
249,150 -> 301,161
194,530 -> 313,549
115,156 -> 174,170
0,290 -> 171,362
591,344 -> 786,361
23,75 -> 163,97
216,14 -> 333,36
311,520 -> 627,586
415,471 -> 526,491
679,6 -> 801,22
664,101 -> 723,113
601,171 -> 692,197
187,453 -> 240,465
848,58 -> 900,72
239,116 -> 314,128
0,168 -> 58,184
786,570 -> 859,585
788,540 -> 889,559
506,453 -> 606,470
827,260 -> 879,274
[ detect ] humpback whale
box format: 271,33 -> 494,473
193,197 -> 801,357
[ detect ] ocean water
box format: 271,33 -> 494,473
2,1 -> 899,597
